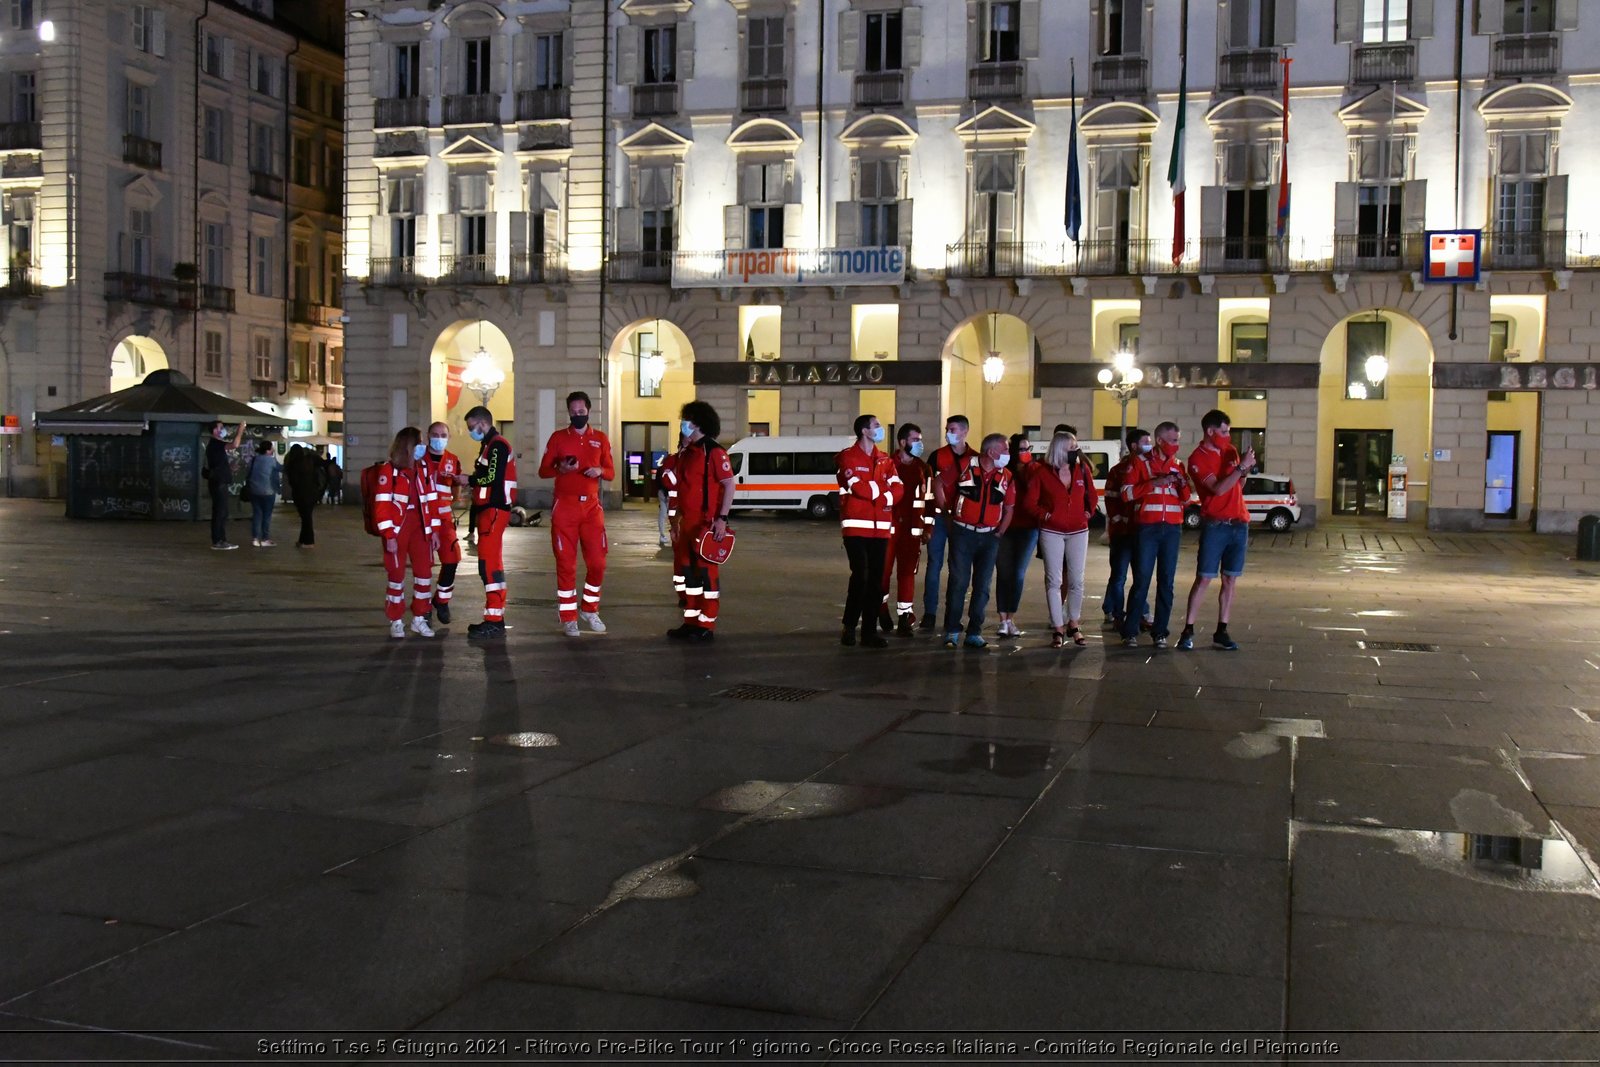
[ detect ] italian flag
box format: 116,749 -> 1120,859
1168,56 -> 1187,266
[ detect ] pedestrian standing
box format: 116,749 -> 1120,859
922,414 -> 975,630
941,433 -> 1016,650
879,423 -> 930,636
539,391 -> 615,637
247,440 -> 282,548
994,432 -> 1040,637
421,422 -> 464,625
654,449 -> 675,548
284,443 -> 323,548
668,401 -> 734,644
374,426 -> 437,639
324,455 -> 344,504
1101,428 -> 1147,632
458,406 -> 517,639
1178,409 -> 1254,651
1120,421 -> 1191,650
203,419 -> 245,550
836,414 -> 900,649
1026,431 -> 1099,648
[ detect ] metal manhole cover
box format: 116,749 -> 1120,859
1360,640 -> 1440,653
717,683 -> 825,702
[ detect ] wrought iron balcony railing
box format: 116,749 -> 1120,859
0,264 -> 39,297
968,61 -> 1024,100
1332,233 -> 1425,272
516,88 -> 569,121
104,271 -> 194,308
946,240 -> 1069,278
438,253 -> 499,285
741,77 -> 788,113
1219,48 -> 1282,91
1493,33 -> 1559,78
1487,228 -> 1567,270
374,96 -> 427,129
250,171 -> 284,201
123,134 -> 162,169
1352,41 -> 1417,83
854,71 -> 904,108
199,284 -> 235,311
1092,55 -> 1148,96
0,122 -> 40,151
291,299 -> 340,325
632,83 -> 679,117
510,249 -> 568,284
442,93 -> 500,125
368,257 -> 420,287
605,250 -> 673,283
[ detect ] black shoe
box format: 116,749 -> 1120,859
434,602 -> 451,625
1214,629 -> 1240,651
466,621 -> 505,639
878,609 -> 894,634
918,616 -> 936,632
840,626 -> 857,647
684,627 -> 715,644
667,623 -> 697,640
896,615 -> 914,637
861,631 -> 889,649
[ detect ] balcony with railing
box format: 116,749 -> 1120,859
1219,48 -> 1282,91
510,248 -> 568,284
1351,41 -> 1417,83
368,257 -> 420,287
1068,239 -> 1146,276
104,272 -> 194,308
374,96 -> 427,129
1333,233 -> 1424,272
1493,33 -> 1559,79
740,77 -> 788,113
854,70 -> 905,109
968,61 -> 1024,101
291,299 -> 340,325
1198,235 -> 1294,273
516,87 -> 569,121
0,264 -> 39,297
1092,55 -> 1149,96
250,171 -> 284,201
199,284 -> 235,311
0,122 -> 40,151
605,250 -> 673,283
123,134 -> 162,170
442,93 -> 500,126
1488,229 -> 1567,270
632,82 -> 679,117
946,241 -> 1070,278
438,254 -> 499,286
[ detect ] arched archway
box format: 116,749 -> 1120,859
430,319 -> 515,437
109,336 -> 168,394
605,317 -> 696,500
941,311 -> 1038,439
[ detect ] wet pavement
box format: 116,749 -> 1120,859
0,498 -> 1598,1059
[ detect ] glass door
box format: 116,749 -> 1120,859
1334,429 -> 1394,515
1485,431 -> 1519,518
621,421 -> 669,501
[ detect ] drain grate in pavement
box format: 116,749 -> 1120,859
1360,640 -> 1441,653
718,683 -> 826,702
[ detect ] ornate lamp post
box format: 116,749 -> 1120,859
1097,349 -> 1143,455
462,320 -> 504,407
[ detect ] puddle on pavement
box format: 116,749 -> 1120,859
1354,609 -> 1410,618
603,854 -> 700,906
480,732 -> 562,748
919,741 -> 1053,778
1301,822 -> 1600,896
698,780 -> 902,820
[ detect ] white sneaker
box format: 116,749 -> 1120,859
410,615 -> 435,638
562,620 -> 580,637
251,539 -> 262,547
579,610 -> 607,633
259,539 -> 275,547
389,619 -> 405,639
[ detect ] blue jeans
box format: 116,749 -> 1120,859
250,493 -> 276,541
922,519 -> 948,620
1123,523 -> 1181,640
944,524 -> 1001,636
994,527 -> 1039,615
1104,535 -> 1135,622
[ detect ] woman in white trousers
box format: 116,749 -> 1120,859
1023,431 -> 1101,648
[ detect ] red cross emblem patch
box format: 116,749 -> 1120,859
1425,230 -> 1481,283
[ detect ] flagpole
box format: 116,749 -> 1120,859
1168,0 -> 1189,267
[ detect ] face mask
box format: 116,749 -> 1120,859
680,420 -> 696,438
212,426 -> 226,440
993,453 -> 1010,469
1018,452 -> 1033,465
946,431 -> 961,447
412,443 -> 427,462
429,436 -> 448,454
1161,440 -> 1180,456
570,414 -> 589,430
870,426 -> 885,443
469,427 -> 486,442
1138,442 -> 1154,455
1068,446 -> 1080,455
909,440 -> 925,458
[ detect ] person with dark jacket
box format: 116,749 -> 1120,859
203,419 -> 245,550
284,443 -> 325,548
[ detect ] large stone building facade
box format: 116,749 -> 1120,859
0,0 -> 342,497
345,0 -> 1600,531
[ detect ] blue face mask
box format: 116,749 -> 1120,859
993,453 -> 1010,469
909,440 -> 925,458
870,426 -> 885,443
469,427 -> 486,442
946,431 -> 961,447
680,420 -> 696,438
428,436 -> 448,454
412,443 -> 427,462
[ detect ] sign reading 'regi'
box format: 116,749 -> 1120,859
671,247 -> 907,288
1434,363 -> 1600,391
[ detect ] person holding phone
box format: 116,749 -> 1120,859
539,391 -> 615,637
1119,421 -> 1191,650
1178,409 -> 1254,651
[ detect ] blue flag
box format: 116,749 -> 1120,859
1066,70 -> 1082,243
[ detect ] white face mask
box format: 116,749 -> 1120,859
993,453 -> 1010,469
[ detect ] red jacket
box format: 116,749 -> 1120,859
1023,460 -> 1100,534
1103,455 -> 1137,539
658,453 -> 679,518
372,463 -> 437,537
1007,460 -> 1039,530
421,449 -> 462,526
470,432 -> 518,511
538,426 -> 615,500
890,452 -> 931,537
676,438 -> 732,527
1121,447 -> 1191,525
940,453 -> 1015,531
836,444 -> 902,539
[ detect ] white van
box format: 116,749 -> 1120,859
725,435 -> 853,518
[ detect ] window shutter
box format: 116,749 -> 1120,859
904,7 -> 923,67
152,10 -> 166,57
490,38 -> 507,96
1228,0 -> 1250,47
835,200 -> 859,247
223,39 -> 236,82
838,10 -> 859,71
994,190 -> 1016,240
615,207 -> 640,251
1274,0 -> 1297,44
782,203 -> 803,245
435,213 -> 453,265
1555,0 -> 1578,31
421,37 -> 438,98
1200,186 -> 1227,240
412,213 -> 428,257
509,210 -> 528,260
1543,174 -> 1568,235
1020,0 -> 1041,58
1334,0 -> 1360,42
724,204 -> 744,249
1401,178 -> 1427,232
1124,0 -> 1143,51
543,207 -> 560,251
485,211 -> 498,261
741,164 -> 761,204
678,20 -> 695,80
616,26 -> 638,84
449,174 -> 460,213
782,159 -> 797,202
1333,182 -> 1357,237
897,199 -> 913,248
1476,0 -> 1504,34
1410,0 -> 1435,38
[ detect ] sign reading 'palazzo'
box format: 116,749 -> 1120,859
694,360 -> 942,387
671,247 -> 907,288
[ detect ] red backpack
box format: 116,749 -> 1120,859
360,462 -> 386,536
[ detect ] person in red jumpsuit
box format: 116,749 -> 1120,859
668,401 -> 734,645
879,422 -> 930,636
836,414 -> 901,649
421,421 -> 463,626
658,447 -> 686,604
538,391 -> 615,637
457,406 -> 516,639
373,426 -> 438,639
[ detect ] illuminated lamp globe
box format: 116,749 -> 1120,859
1112,349 -> 1136,375
982,353 -> 1005,386
463,349 -> 505,405
1364,354 -> 1389,385
639,349 -> 667,393
1127,367 -> 1144,385
1348,381 -> 1369,400
1097,367 -> 1114,385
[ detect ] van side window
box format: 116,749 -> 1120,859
794,452 -> 835,476
728,454 -> 742,474
749,453 -> 793,476
1245,476 -> 1270,495
1085,452 -> 1111,479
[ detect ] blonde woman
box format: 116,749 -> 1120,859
1023,432 -> 1100,648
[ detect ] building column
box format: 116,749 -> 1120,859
1266,387 -> 1319,525
1536,390 -> 1600,534
1426,388 -> 1489,531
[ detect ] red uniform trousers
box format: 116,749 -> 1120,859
551,495 -> 608,622
678,522 -> 720,630
881,529 -> 922,618
383,520 -> 434,621
434,523 -> 462,607
672,536 -> 690,607
476,509 -> 509,622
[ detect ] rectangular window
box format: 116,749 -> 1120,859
387,176 -> 417,216
203,222 -> 225,286
291,340 -> 310,383
252,235 -> 272,296
460,213 -> 488,257
128,208 -> 153,274
254,53 -> 278,97
11,72 -> 34,124
1504,0 -> 1555,34
202,32 -> 226,77
293,136 -> 314,187
394,43 -> 421,98
1357,184 -> 1403,241
131,5 -> 160,54
1225,187 -> 1271,261
313,341 -> 327,386
328,346 -> 344,386
10,0 -> 32,30
864,11 -> 903,72
295,71 -> 312,110
252,335 -> 274,381
391,216 -> 416,258
1362,0 -> 1408,43
643,26 -> 677,84
1231,0 -> 1278,47
747,205 -> 783,249
250,122 -> 277,175
1346,319 -> 1388,400
1357,136 -> 1407,182
126,83 -> 151,138
860,202 -> 900,246
1224,142 -> 1274,187
1102,0 -> 1142,55
635,330 -> 661,398
464,38 -> 492,95
534,33 -> 564,89
642,209 -> 674,254
747,17 -> 784,79
292,239 -> 311,300
202,107 -> 227,162
456,173 -> 489,213
6,192 -> 31,266
1097,146 -> 1141,189
204,330 -> 223,377
981,1 -> 1021,62
1228,320 -> 1269,400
